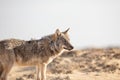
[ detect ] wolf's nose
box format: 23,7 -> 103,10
71,46 -> 74,49
70,46 -> 74,50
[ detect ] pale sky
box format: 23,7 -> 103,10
0,0 -> 120,48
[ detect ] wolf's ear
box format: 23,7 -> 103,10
63,28 -> 70,34
55,29 -> 61,36
52,29 -> 61,41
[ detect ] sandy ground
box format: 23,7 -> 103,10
9,67 -> 120,80
8,47 -> 120,80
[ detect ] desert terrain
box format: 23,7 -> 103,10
8,47 -> 120,80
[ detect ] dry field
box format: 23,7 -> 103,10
8,47 -> 120,80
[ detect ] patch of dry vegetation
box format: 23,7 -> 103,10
49,47 -> 120,74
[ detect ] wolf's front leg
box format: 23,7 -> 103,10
36,65 -> 41,80
41,63 -> 47,80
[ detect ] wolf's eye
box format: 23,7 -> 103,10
64,39 -> 67,43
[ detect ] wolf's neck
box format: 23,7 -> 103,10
40,35 -> 64,57
48,41 -> 63,56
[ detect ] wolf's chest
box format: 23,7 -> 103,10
47,50 -> 64,64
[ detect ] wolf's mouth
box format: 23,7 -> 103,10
63,46 -> 73,50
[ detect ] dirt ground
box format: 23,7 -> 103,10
8,47 -> 120,80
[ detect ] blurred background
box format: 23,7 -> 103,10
0,0 -> 120,49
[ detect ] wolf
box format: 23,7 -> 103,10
0,28 -> 74,80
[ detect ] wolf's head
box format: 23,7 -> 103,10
52,28 -> 74,51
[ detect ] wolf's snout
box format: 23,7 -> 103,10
69,45 -> 74,50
